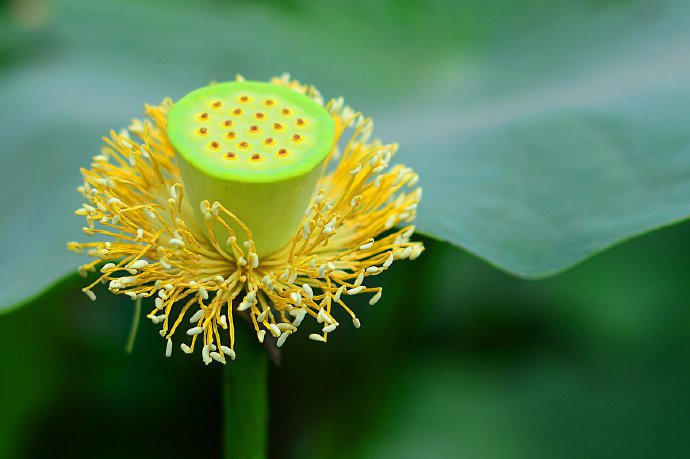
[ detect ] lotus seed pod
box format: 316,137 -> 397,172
70,74 -> 424,363
167,81 -> 335,257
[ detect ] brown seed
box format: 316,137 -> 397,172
249,125 -> 259,132
226,131 -> 236,139
225,152 -> 236,159
292,134 -> 302,142
251,153 -> 261,161
273,123 -> 282,130
255,112 -> 265,119
210,141 -> 220,149
264,137 -> 274,145
200,112 -> 209,120
212,101 -> 222,108
278,148 -> 288,156
281,108 -> 291,115
296,118 -> 305,126
223,120 -> 233,127
240,95 -> 249,103
198,127 -> 208,135
239,141 -> 249,149
233,108 -> 242,115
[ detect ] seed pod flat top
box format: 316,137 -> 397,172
167,81 -> 335,183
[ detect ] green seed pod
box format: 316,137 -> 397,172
167,81 -> 335,257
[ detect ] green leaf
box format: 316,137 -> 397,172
1,0 -> 689,310
378,0 -> 690,277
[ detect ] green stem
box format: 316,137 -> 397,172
125,297 -> 141,354
223,323 -> 269,459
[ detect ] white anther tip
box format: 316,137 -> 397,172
277,332 -> 290,348
210,352 -> 226,364
322,323 -> 337,333
189,309 -> 204,323
220,345 -> 236,360
186,326 -> 204,336
347,286 -> 365,295
269,323 -> 281,337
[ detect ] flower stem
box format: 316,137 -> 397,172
125,297 -> 141,354
223,322 -> 269,459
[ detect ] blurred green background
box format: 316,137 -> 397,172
5,228 -> 690,458
2,0 -> 690,457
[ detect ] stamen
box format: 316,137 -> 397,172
277,332 -> 290,347
187,326 -> 204,335
189,309 -> 204,323
72,77 -> 423,364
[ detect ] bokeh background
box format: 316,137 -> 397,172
2,0 -> 690,458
